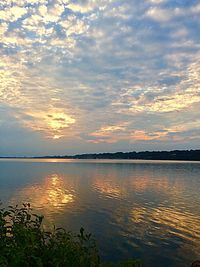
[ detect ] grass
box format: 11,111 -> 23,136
0,203 -> 141,267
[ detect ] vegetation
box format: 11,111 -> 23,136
69,149 -> 200,161
1,149 -> 199,161
0,204 -> 140,267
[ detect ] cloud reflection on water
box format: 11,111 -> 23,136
93,177 -> 125,199
91,168 -> 200,262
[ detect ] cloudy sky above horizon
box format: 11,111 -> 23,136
0,0 -> 200,156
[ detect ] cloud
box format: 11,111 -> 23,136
146,7 -> 173,22
146,3 -> 200,23
88,123 -> 177,144
38,5 -> 48,17
0,5 -> 27,22
89,123 -> 129,143
16,109 -> 76,139
0,55 -> 78,139
148,0 -> 166,4
60,15 -> 89,36
0,0 -> 200,154
67,0 -> 102,13
42,3 -> 65,23
191,3 -> 200,14
0,22 -> 8,35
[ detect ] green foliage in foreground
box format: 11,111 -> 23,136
0,204 -> 141,267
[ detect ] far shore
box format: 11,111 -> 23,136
0,149 -> 200,161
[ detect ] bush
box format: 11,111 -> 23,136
0,204 -> 141,267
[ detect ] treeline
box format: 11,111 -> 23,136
64,150 -> 200,161
2,150 -> 200,161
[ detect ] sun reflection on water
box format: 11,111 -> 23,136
10,173 -> 75,217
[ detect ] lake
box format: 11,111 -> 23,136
0,159 -> 200,267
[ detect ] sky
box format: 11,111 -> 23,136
0,0 -> 200,156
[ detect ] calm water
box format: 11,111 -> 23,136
0,159 -> 200,267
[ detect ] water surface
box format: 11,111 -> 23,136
0,159 -> 200,267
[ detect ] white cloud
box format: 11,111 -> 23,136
0,5 -> 27,22
146,7 -> 172,22
44,3 -> 65,22
146,5 -> 196,23
0,22 -> 8,36
148,0 -> 166,4
170,27 -> 188,39
38,5 -> 48,17
16,0 -> 47,5
60,16 -> 89,36
67,1 -> 98,13
191,3 -> 200,14
22,14 -> 43,26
